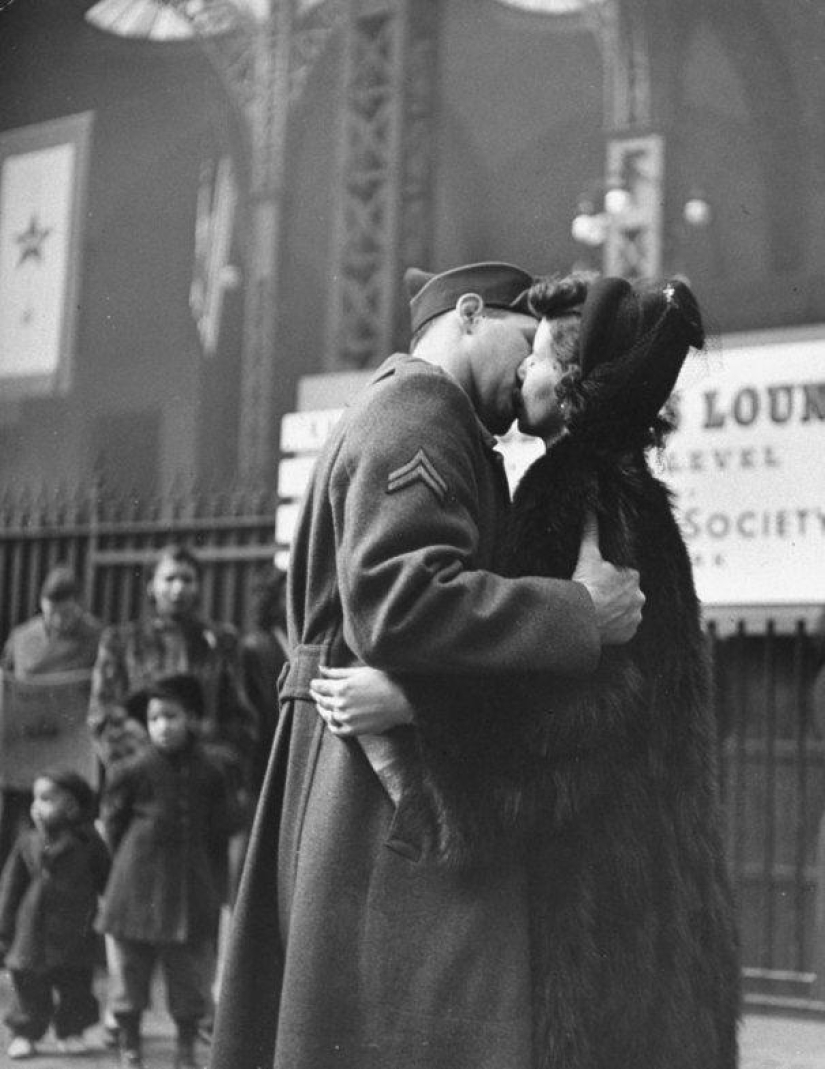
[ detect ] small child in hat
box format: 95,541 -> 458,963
97,673 -> 243,1069
0,769 -> 110,1059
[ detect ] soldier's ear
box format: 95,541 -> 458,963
404,267 -> 433,299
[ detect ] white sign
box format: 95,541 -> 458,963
280,408 -> 344,454
661,327 -> 825,606
277,409 -> 346,550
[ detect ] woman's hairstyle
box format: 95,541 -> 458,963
527,271 -> 593,319
528,271 -> 592,366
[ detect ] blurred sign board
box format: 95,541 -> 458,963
0,669 -> 97,790
661,326 -> 825,608
275,372 -> 369,568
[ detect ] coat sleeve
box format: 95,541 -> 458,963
334,371 -> 600,677
99,760 -> 138,855
213,627 -> 260,785
0,632 -> 14,674
88,625 -> 129,733
88,828 -> 112,894
0,840 -> 29,957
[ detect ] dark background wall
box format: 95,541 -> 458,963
433,0 -> 604,277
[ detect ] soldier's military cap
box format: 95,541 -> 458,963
405,261 -> 534,335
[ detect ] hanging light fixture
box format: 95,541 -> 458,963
494,0 -> 605,13
682,189 -> 712,228
570,170 -> 634,248
83,0 -> 239,41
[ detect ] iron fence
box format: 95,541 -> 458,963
711,618 -> 825,1012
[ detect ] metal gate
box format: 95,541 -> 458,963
711,616 -> 825,1012
0,482 -> 278,641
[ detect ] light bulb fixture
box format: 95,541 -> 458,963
569,180 -> 628,248
683,191 -> 712,228
84,0 -> 237,40
604,183 -> 632,217
571,212 -> 608,247
572,183 -> 712,248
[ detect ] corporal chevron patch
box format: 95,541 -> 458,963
386,449 -> 448,504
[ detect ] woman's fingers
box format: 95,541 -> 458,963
310,685 -> 343,709
310,686 -> 349,734
310,676 -> 346,697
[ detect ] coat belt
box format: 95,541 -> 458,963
277,642 -> 332,702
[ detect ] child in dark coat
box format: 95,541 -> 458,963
0,769 -> 110,1060
97,673 -> 240,1069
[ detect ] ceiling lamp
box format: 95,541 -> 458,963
494,0 -> 605,13
84,0 -> 238,41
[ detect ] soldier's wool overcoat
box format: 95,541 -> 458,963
210,355 -> 602,1069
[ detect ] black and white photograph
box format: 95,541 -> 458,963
1,1 -> 824,1066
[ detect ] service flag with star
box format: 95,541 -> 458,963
0,113 -> 92,392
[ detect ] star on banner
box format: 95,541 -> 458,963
15,213 -> 52,266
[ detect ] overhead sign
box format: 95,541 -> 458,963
661,326 -> 825,607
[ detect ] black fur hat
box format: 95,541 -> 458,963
576,276 -> 705,431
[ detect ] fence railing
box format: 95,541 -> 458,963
710,618 -> 825,1012
0,482 -> 278,641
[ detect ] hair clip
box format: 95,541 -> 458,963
663,283 -> 676,305
456,292 -> 484,333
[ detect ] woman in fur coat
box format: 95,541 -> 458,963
310,273 -> 740,1069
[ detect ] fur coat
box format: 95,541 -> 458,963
409,429 -> 741,1068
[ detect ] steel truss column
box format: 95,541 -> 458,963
587,0 -> 662,280
235,2 -> 291,482
325,0 -> 439,369
175,0 -> 346,480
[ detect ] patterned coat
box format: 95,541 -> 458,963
89,615 -> 258,794
210,355 -> 602,1069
